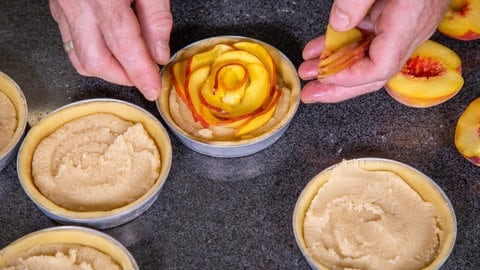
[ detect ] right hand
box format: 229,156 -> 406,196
298,0 -> 449,103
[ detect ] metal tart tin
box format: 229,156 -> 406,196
293,158 -> 457,270
156,35 -> 300,157
17,98 -> 172,229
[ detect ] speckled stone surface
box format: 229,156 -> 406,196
1,0 -> 479,269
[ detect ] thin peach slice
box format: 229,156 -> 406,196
320,24 -> 363,60
385,40 -> 464,108
186,65 -> 211,127
455,97 -> 480,166
318,34 -> 374,79
170,59 -> 188,103
236,88 -> 282,137
233,41 -> 276,86
318,24 -> 372,78
438,0 -> 480,41
227,63 -> 270,118
189,44 -> 234,72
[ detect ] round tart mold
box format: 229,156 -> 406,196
0,226 -> 139,270
156,35 -> 300,157
293,158 -> 457,270
0,71 -> 27,172
17,98 -> 172,229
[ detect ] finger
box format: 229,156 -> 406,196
330,0 -> 375,31
135,0 -> 173,64
302,35 -> 325,60
55,0 -> 134,86
96,1 -> 162,100
49,0 -> 89,77
300,79 -> 386,103
298,59 -> 320,80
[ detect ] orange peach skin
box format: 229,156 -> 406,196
385,40 -> 464,108
455,97 -> 480,166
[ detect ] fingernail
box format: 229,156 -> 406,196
155,42 -> 170,64
332,8 -> 350,30
144,88 -> 160,101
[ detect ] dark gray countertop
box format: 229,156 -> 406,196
1,0 -> 479,269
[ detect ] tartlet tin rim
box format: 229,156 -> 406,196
156,35 -> 301,158
16,98 -> 172,229
292,157 -> 457,270
0,71 -> 28,172
0,225 -> 139,270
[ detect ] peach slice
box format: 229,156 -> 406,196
236,88 -> 282,136
170,59 -> 188,102
438,0 -> 480,41
186,65 -> 211,127
320,24 -> 363,59
455,97 -> 480,166
189,44 -> 234,71
385,40 -> 464,108
233,41 -> 276,86
318,24 -> 372,79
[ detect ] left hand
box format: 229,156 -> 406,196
298,0 -> 450,103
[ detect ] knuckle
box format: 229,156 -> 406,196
78,55 -> 105,76
147,10 -> 173,32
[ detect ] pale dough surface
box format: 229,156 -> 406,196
304,160 -> 443,270
32,113 -> 160,211
3,243 -> 120,270
0,91 -> 17,151
169,86 -> 290,141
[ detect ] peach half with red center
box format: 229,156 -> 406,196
157,36 -> 300,157
455,97 -> 480,166
438,0 -> 480,41
385,40 -> 464,108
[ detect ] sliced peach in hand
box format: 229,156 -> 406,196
385,40 -> 464,108
455,97 -> 480,166
318,24 -> 372,79
438,0 -> 480,41
320,24 -> 363,59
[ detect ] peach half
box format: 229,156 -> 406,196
438,0 -> 480,41
385,40 -> 464,108
455,97 -> 480,166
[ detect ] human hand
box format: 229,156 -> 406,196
49,0 -> 173,101
298,0 -> 450,103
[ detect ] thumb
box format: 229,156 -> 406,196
329,0 -> 374,31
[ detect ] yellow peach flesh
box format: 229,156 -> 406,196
321,24 -> 363,60
237,89 -> 282,136
455,97 -> 480,165
385,40 -> 464,108
189,44 -> 234,71
438,0 -> 480,40
169,41 -> 282,137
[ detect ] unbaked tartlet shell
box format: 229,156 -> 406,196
17,99 -> 172,229
293,158 -> 457,270
0,226 -> 138,270
0,71 -> 27,171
